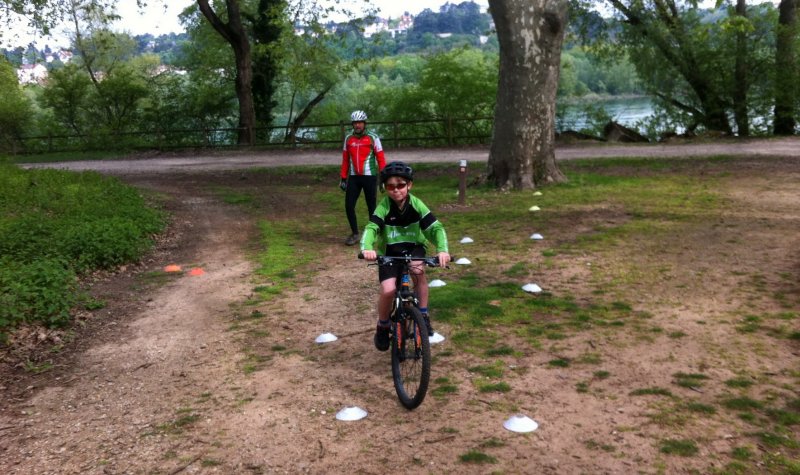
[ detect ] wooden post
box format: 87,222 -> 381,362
458,159 -> 467,205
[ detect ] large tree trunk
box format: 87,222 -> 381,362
487,0 -> 568,190
774,0 -> 797,135
197,0 -> 256,146
733,0 -> 749,136
251,0 -> 285,128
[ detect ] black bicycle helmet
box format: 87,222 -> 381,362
380,161 -> 414,183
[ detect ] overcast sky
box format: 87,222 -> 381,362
113,0 -> 490,35
4,0 -> 489,48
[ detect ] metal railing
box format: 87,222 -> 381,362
11,116 -> 495,154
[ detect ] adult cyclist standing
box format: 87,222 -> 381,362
340,110 -> 386,246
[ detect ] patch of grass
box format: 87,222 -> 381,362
724,377 -> 754,388
484,345 -> 516,356
475,380 -> 511,393
468,361 -> 505,378
659,438 -> 698,456
766,408 -> 800,426
668,331 -> 687,339
156,411 -> 200,435
24,360 -> 54,374
576,382 -> 589,393
201,459 -> 223,467
721,461 -> 751,474
736,315 -> 762,333
673,372 -> 710,388
548,358 -> 570,368
754,431 -> 799,448
593,370 -> 611,380
217,188 -> 255,206
731,446 -> 753,461
576,352 -> 602,364
685,402 -> 717,415
630,387 -> 673,397
503,262 -> 528,278
432,377 -> 459,397
480,438 -> 506,448
585,439 -> 615,452
459,450 -> 497,464
722,397 -> 763,411
253,220 -> 315,301
82,296 -> 107,310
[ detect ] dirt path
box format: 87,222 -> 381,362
2,145 -> 799,473
19,136 -> 800,174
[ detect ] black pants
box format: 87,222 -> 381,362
345,175 -> 378,234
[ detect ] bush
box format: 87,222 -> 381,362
0,258 -> 77,330
0,165 -> 165,339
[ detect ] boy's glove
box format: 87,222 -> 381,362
339,178 -> 347,191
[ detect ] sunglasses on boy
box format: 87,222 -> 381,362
385,182 -> 408,191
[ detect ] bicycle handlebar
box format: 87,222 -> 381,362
357,253 -> 447,268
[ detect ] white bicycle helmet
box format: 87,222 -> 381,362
350,110 -> 368,122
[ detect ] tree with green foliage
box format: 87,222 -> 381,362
196,0 -> 257,145
602,0 -> 797,136
0,58 -> 33,152
774,0 -> 798,134
39,63 -> 93,136
248,0 -> 286,126
381,48 -> 497,144
487,0 -> 569,189
607,0 -> 735,134
0,0 -> 121,35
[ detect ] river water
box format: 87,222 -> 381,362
557,96 -> 654,133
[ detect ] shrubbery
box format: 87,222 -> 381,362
0,164 -> 165,340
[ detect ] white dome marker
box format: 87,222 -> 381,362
455,257 -> 471,265
503,414 -> 538,433
429,279 -> 446,287
460,237 -> 474,244
429,332 -> 445,344
522,283 -> 542,293
315,333 -> 338,343
529,206 -> 541,212
336,406 -> 367,421
530,233 -> 544,240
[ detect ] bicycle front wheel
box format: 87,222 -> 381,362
391,305 -> 431,409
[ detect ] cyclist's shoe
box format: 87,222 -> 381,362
374,323 -> 391,351
344,233 -> 360,246
423,314 -> 434,337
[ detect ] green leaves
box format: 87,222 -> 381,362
0,165 -> 165,336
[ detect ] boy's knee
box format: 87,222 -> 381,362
380,284 -> 395,298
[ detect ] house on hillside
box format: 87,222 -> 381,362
364,17 -> 389,38
17,64 -> 48,84
387,12 -> 414,37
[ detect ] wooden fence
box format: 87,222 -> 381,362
12,116 -> 495,154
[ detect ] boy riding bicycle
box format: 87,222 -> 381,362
360,161 -> 451,351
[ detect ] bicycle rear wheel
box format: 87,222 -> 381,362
391,305 -> 431,409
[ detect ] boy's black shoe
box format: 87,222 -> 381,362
423,314 -> 434,337
374,323 -> 390,351
345,233 -> 360,246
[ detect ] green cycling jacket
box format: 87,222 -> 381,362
360,194 -> 448,255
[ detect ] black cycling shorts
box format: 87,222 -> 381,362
378,245 -> 426,283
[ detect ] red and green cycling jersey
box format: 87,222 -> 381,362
360,194 -> 448,256
341,131 -> 386,179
